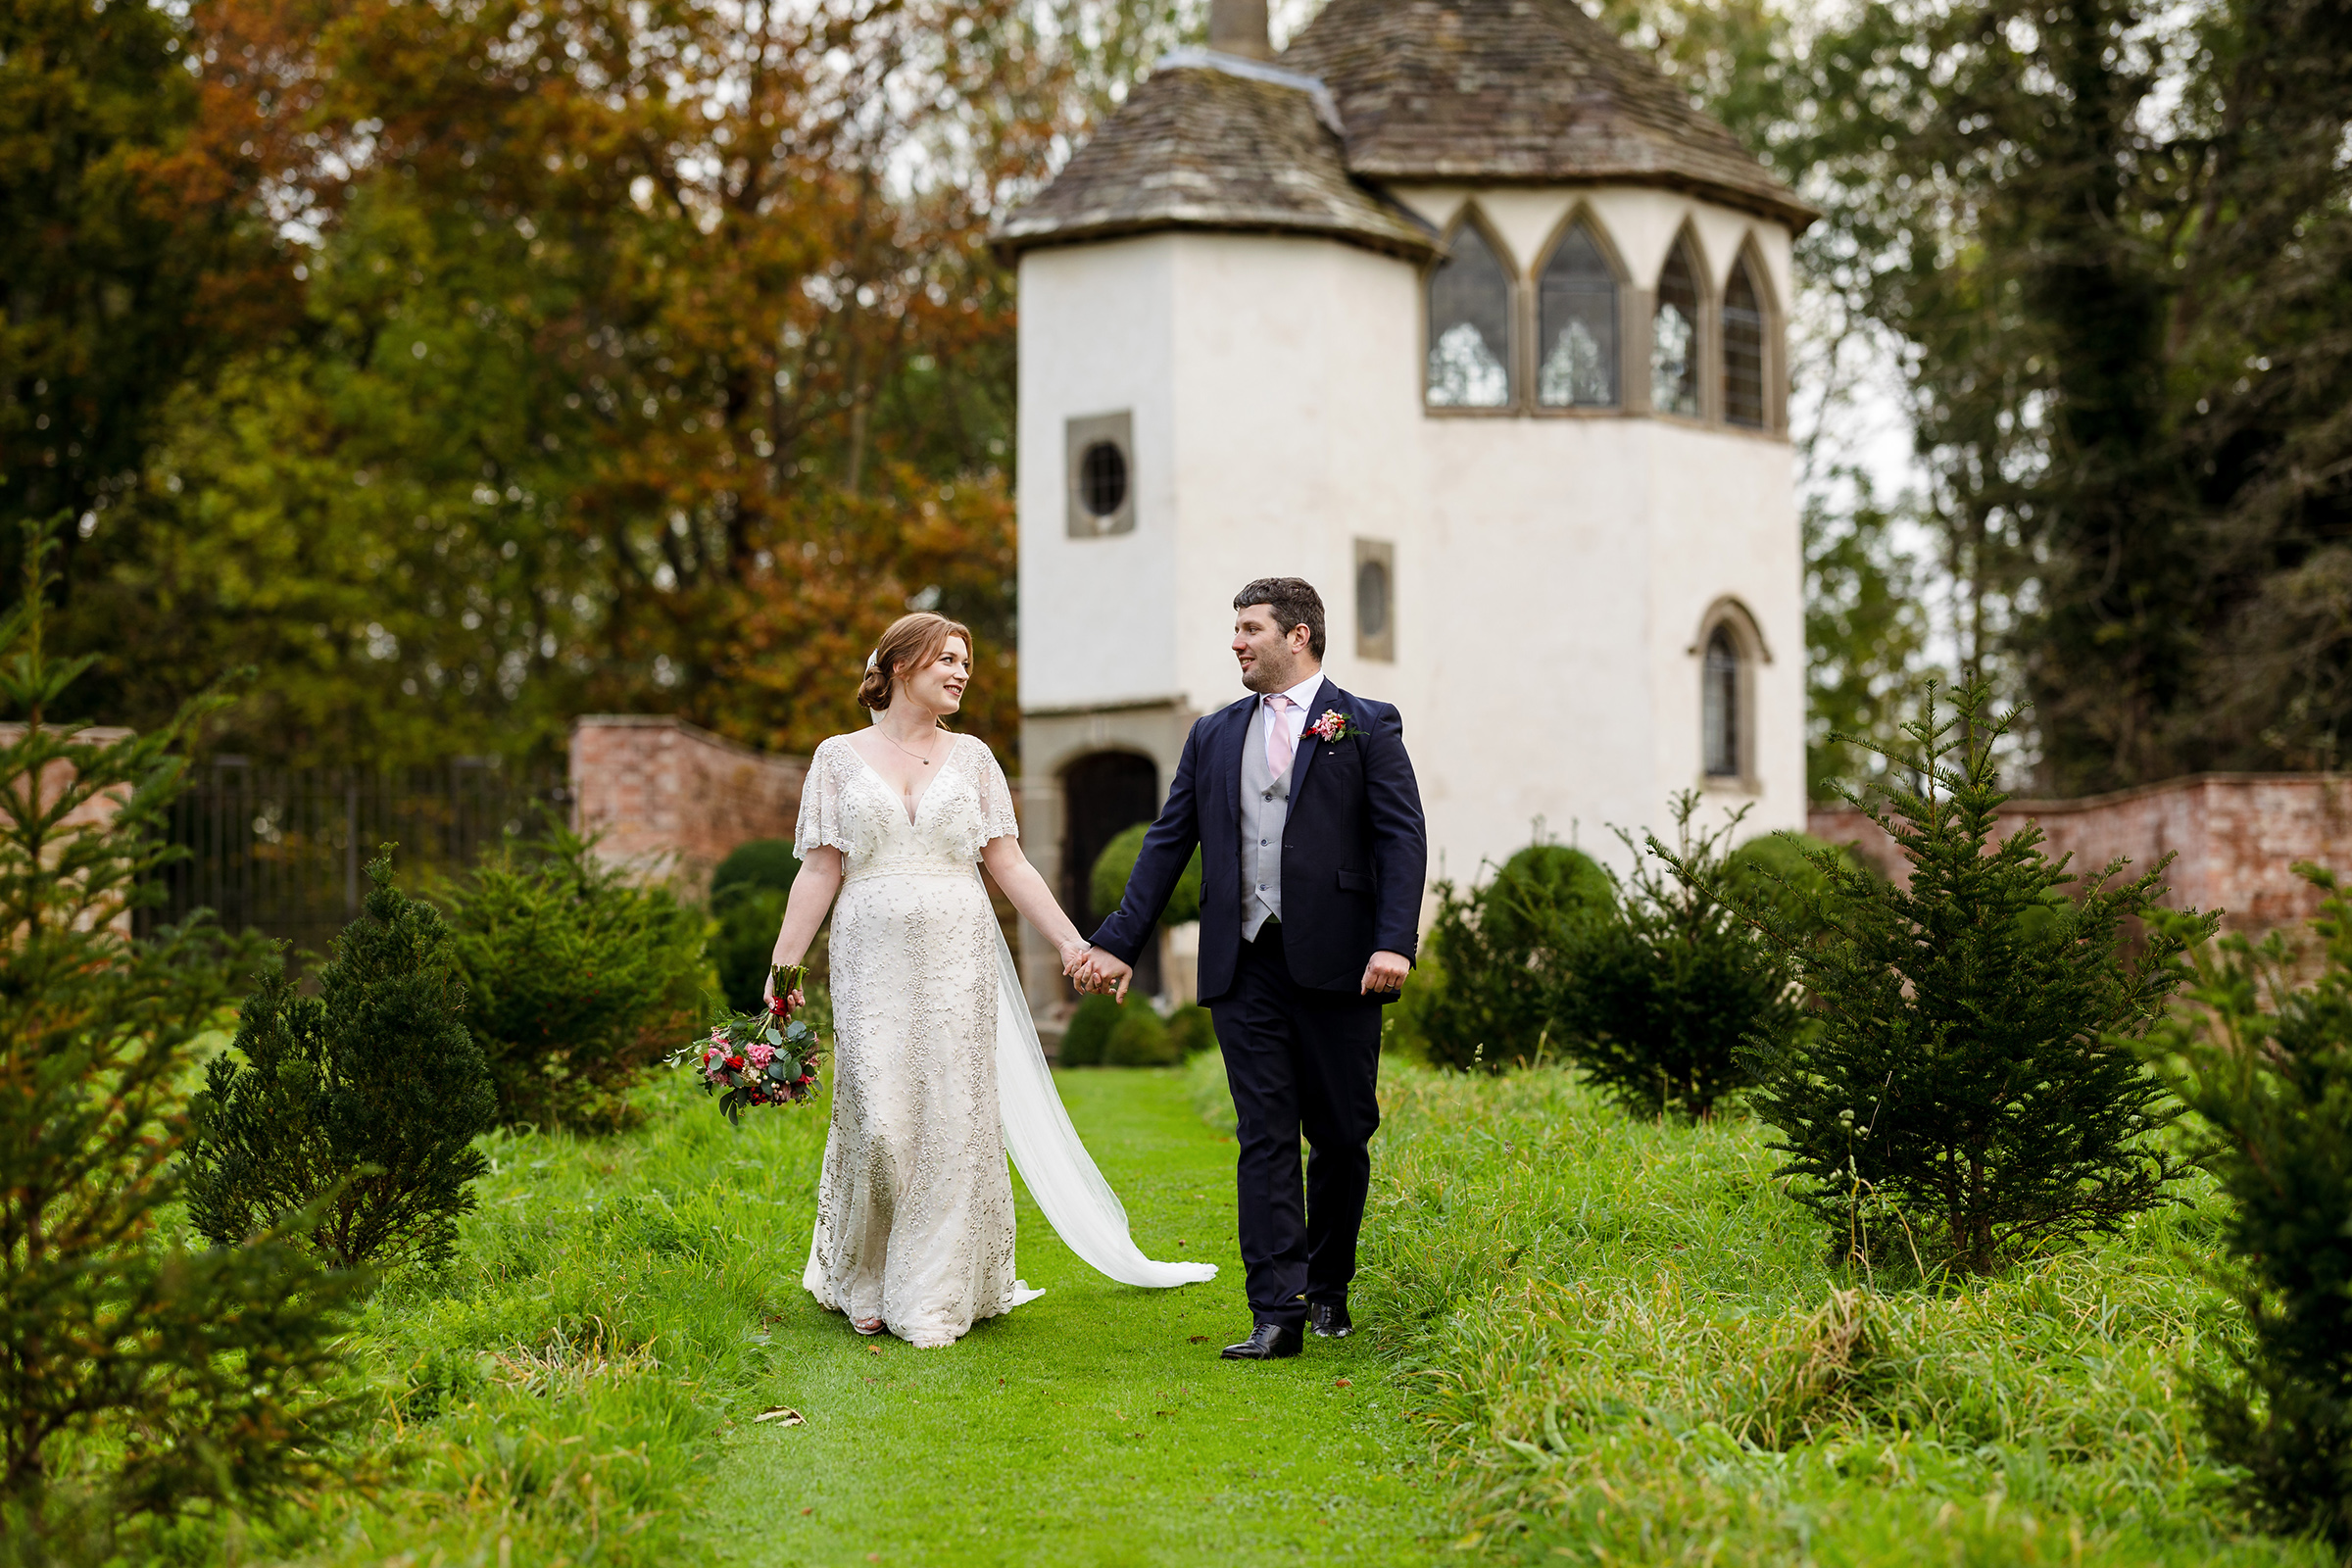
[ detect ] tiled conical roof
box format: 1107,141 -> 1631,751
993,54 -> 1440,260
994,0 -> 1813,258
1281,0 -> 1813,228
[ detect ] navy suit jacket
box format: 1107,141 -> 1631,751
1091,679 -> 1428,1004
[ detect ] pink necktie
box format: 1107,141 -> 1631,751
1264,694 -> 1294,777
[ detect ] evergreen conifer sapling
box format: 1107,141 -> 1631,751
2143,873 -> 2352,1547
187,849 -> 497,1271
1566,793 -> 1806,1119
1737,682 -> 2209,1275
0,520 -> 363,1560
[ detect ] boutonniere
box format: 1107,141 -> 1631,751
1305,709 -> 1360,744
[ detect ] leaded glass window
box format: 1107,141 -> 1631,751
1703,626 -> 1741,777
1651,237 -> 1702,418
1537,220 -> 1619,408
1724,255 -> 1767,428
1426,221 -> 1514,409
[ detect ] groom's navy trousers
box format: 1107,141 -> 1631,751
1092,679 -> 1427,1332
1215,921 -> 1384,1327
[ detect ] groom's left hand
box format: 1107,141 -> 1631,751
1360,950 -> 1410,996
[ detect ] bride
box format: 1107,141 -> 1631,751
763,611 -> 1215,1348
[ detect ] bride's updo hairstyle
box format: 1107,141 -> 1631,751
858,611 -> 973,715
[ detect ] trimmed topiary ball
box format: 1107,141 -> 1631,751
1104,1004 -> 1180,1066
1091,822 -> 1201,925
1058,994 -> 1120,1066
1483,842 -> 1614,955
1166,1004 -> 1218,1058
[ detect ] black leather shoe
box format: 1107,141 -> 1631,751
1308,1300 -> 1353,1339
1220,1322 -> 1303,1360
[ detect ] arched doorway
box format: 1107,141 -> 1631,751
1061,750 -> 1162,997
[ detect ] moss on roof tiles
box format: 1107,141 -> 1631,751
1282,0 -> 1814,228
992,62 -> 1441,260
997,0 -> 1813,258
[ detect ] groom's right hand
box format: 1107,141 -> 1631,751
1076,949 -> 1133,1003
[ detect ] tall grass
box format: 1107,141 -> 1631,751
174,1069 -> 827,1567
1359,1065 -> 2328,1566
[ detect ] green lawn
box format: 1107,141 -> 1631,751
214,1057 -> 2325,1568
249,1066 -> 1442,1568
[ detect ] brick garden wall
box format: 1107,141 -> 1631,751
1809,773 -> 2352,938
568,716 -> 808,896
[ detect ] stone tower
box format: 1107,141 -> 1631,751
996,0 -> 1815,1011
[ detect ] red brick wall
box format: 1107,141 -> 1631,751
568,716 -> 808,896
0,724 -> 137,932
1809,773 -> 2352,937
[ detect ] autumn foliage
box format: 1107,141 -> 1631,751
10,0 -> 1074,766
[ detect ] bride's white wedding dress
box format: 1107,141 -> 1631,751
795,732 -> 1214,1348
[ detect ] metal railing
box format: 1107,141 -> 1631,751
149,759 -> 569,959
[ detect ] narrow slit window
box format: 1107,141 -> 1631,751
1426,222 -> 1514,409
1724,256 -> 1767,428
1703,626 -> 1741,778
1538,221 -> 1619,408
1651,238 -> 1702,418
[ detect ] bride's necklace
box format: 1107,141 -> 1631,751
880,725 -> 942,766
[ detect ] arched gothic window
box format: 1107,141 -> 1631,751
1723,253 -> 1768,428
1426,220 -> 1514,409
1702,626 -> 1742,779
1651,236 -> 1703,418
1537,220 -> 1619,408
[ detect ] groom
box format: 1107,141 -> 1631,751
1077,578 -> 1427,1360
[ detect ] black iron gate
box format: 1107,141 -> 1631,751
150,759 -> 569,958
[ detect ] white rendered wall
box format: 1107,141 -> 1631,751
1016,194 -> 1805,922
1017,239 -> 1182,712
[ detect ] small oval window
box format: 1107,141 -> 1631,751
1357,558 -> 1391,640
1079,441 -> 1128,518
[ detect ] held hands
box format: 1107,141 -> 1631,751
1360,950 -> 1410,996
1066,944 -> 1134,1003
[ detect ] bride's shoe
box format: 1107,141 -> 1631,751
853,1316 -> 885,1336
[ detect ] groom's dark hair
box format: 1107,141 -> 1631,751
1234,577 -> 1326,660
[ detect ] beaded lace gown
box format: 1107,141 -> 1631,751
795,733 -> 1034,1347
795,730 -> 1216,1349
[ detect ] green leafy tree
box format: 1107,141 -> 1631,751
1803,482 -> 1931,800
1739,683 -> 2209,1275
0,0 -> 288,614
2143,875 -> 2352,1546
445,830 -> 709,1129
186,850 -> 496,1270
1786,0 -> 2352,790
1567,797 -> 1808,1120
0,524 -> 360,1560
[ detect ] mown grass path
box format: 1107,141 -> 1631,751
690,1068 -> 1445,1568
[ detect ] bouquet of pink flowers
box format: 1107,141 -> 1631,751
669,964 -> 825,1125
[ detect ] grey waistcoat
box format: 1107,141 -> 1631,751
1240,696 -> 1293,941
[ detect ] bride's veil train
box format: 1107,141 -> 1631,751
981,874 -> 1218,1291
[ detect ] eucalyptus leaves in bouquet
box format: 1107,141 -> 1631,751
672,964 -> 826,1125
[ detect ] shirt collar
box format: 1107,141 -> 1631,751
1268,669 -> 1324,713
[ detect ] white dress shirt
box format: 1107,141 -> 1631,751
1263,669 -> 1324,761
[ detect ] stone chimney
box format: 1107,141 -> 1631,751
1208,0 -> 1272,60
